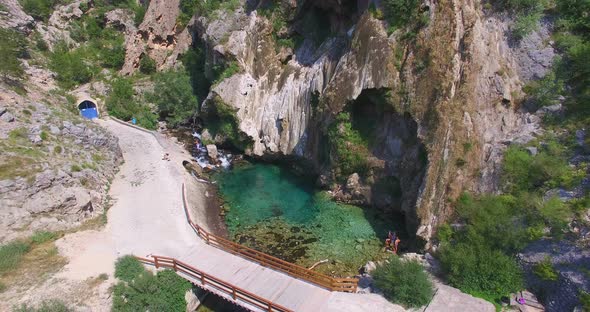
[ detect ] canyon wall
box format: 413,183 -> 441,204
129,0 -> 553,245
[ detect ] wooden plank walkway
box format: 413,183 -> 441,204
136,181 -> 346,311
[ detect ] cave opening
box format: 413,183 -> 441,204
346,88 -> 428,244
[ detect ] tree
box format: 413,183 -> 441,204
147,70 -> 199,127
139,54 -> 156,74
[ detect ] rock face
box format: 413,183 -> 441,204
0,86 -> 122,243
120,0 -> 192,74
518,239 -> 590,312
36,0 -> 85,49
0,0 -> 35,32
116,0 -> 554,244
187,1 -> 553,244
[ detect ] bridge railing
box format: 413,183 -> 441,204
136,255 -> 292,312
182,184 -> 358,293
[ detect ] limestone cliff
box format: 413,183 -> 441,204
122,0 -> 553,245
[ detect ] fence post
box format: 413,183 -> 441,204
232,288 -> 236,300
201,274 -> 205,285
267,302 -> 272,312
154,256 -> 159,269
173,259 -> 177,271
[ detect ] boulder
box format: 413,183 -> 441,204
185,289 -> 200,312
49,125 -> 61,135
525,147 -> 538,156
0,112 -> 15,122
346,173 -> 361,192
206,144 -> 218,161
201,129 -> 213,143
362,261 -> 377,274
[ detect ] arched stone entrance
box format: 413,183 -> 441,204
78,99 -> 99,119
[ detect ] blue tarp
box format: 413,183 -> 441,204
80,108 -> 98,119
79,100 -> 98,119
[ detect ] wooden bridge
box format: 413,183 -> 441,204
135,184 -> 359,312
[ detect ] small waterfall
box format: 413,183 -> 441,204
191,132 -> 234,170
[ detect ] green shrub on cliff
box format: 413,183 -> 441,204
328,112 -> 371,178
373,257 -> 434,308
0,28 -> 27,78
139,55 -> 157,74
533,256 -> 558,281
49,42 -> 97,89
381,0 -> 428,35
20,0 -> 63,21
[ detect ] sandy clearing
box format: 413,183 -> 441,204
12,119 -> 203,311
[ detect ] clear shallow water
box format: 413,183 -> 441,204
215,163 -> 403,276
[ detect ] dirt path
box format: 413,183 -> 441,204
57,119 -> 199,278
0,119 -> 204,311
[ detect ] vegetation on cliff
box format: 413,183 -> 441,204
147,70 -> 199,127
328,112 -> 372,179
437,0 -> 590,305
0,28 -> 27,79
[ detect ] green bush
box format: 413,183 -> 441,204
49,43 -> 96,89
178,0 -> 240,27
0,241 -> 31,273
523,70 -> 565,107
373,257 -> 434,308
139,54 -> 156,74
30,231 -> 57,244
19,0 -> 63,21
328,112 -> 372,179
502,143 -> 576,193
53,145 -> 63,154
513,12 -> 543,38
0,28 -> 27,78
14,299 -> 71,312
146,70 -> 199,127
436,223 -> 454,244
580,290 -> 590,312
438,240 -> 524,299
114,255 -> 144,282
381,0 -> 427,34
71,164 -> 82,172
112,264 -> 191,311
204,96 -> 251,149
437,193 -> 527,300
134,2 -> 147,26
106,77 -> 158,129
533,256 -> 558,281
212,61 -> 240,85
494,0 -> 549,39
